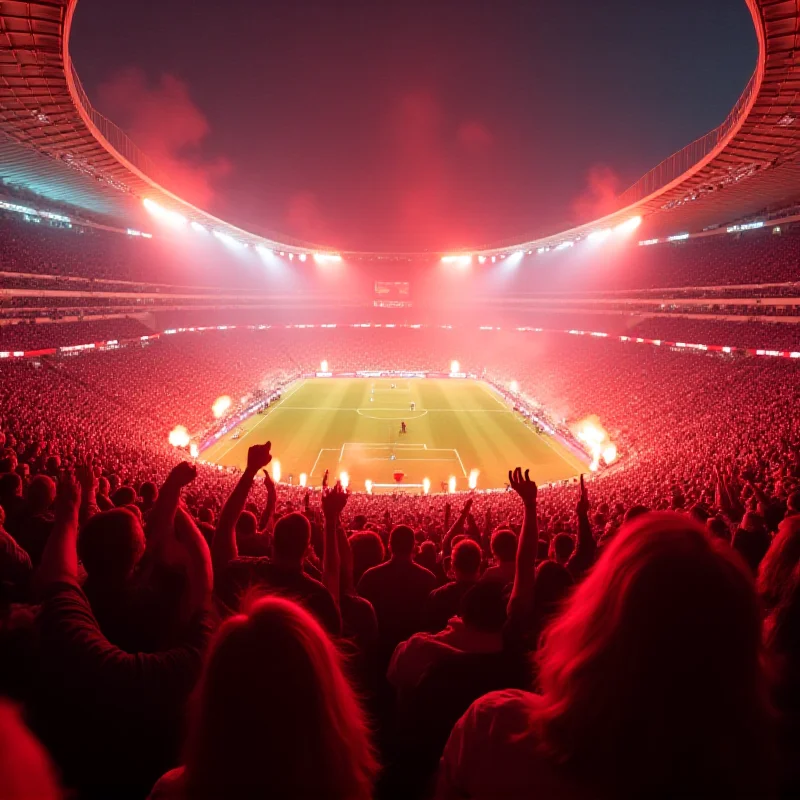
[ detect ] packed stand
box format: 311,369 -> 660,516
1,326 -> 800,799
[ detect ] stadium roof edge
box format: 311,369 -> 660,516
0,0 -> 798,257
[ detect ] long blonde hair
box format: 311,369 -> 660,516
533,512 -> 773,797
184,595 -> 378,799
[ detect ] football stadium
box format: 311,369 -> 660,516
0,1 -> 799,798
201,377 -> 588,491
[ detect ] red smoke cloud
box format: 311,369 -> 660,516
571,164 -> 622,221
96,68 -> 231,207
457,121 -> 494,153
283,191 -> 331,243
379,90 -> 497,248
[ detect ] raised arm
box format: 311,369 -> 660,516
36,470 -> 81,590
211,441 -> 271,568
258,469 -> 277,534
442,498 -> 473,558
76,456 -> 100,524
507,467 -> 538,620
481,508 -> 494,555
336,521 -> 356,596
321,481 -> 348,606
568,474 -> 597,578
145,461 -> 197,562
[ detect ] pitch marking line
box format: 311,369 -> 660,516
480,380 -> 587,475
272,406 -> 507,412
453,448 -> 468,477
507,405 -> 588,474
343,442 -> 431,451
356,409 -> 429,420
310,448 -> 339,477
480,382 -> 512,410
213,379 -> 306,461
360,457 -> 461,463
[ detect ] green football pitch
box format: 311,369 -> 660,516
201,378 -> 588,493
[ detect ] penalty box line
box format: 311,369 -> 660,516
347,442 -> 467,477
310,443 -> 465,477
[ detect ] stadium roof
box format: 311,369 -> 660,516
0,0 -> 798,257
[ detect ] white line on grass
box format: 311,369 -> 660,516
507,407 -> 588,475
453,448 -> 468,477
480,381 -> 586,475
212,379 -> 306,461
267,406 -> 509,413
480,382 -> 512,410
359,457 -> 462,463
310,448 -> 339,477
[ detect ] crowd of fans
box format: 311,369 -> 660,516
0,318 -> 154,352
2,309 -> 799,354
509,226 -> 800,291
1,325 -> 799,798
3,208 -> 800,292
3,212 -> 799,358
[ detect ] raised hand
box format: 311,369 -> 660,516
322,481 -> 349,519
75,456 -> 98,494
508,467 -> 537,506
169,460 -> 198,487
55,469 -> 81,517
322,469 -> 330,490
576,473 -> 589,515
246,441 -> 272,473
263,468 -> 275,493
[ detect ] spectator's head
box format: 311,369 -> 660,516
460,580 -> 508,633
452,539 -> 481,582
111,485 -> 137,508
78,508 -> 145,584
0,454 -> 17,474
490,528 -> 518,564
44,455 -> 60,474
139,481 -> 158,507
198,506 -> 214,525
732,526 -> 771,574
415,540 -> 437,573
786,490 -> 800,517
0,702 -> 61,800
757,515 -> 800,610
349,531 -> 385,584
533,560 -> 573,631
184,596 -> 377,800
534,512 -> 770,797
707,516 -> 731,543
388,525 -> 415,559
0,472 -> 22,501
272,512 -> 311,567
27,475 -> 55,514
235,511 -> 258,539
537,539 -> 550,561
742,511 -> 768,536
623,504 -> 649,524
351,514 -> 367,532
552,533 -> 575,565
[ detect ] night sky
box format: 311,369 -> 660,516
70,0 -> 757,251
